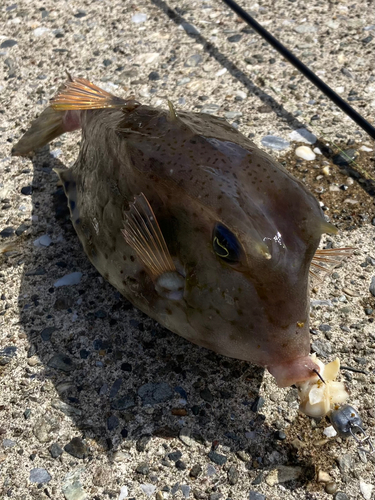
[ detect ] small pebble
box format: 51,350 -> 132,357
317,470 -> 332,483
208,450 -> 227,466
289,128 -> 317,144
1,39 -> 18,48
227,465 -> 239,485
140,484 -> 156,496
295,146 -> 316,161
168,450 -> 182,462
274,430 -> 286,441
326,482 -> 338,494
33,234 -> 52,247
334,493 -> 349,500
138,382 -> 174,405
360,480 -> 373,500
185,54 -> 202,67
54,272 -> 83,287
0,227 -> 14,238
49,443 -> 63,458
21,185 -> 32,195
176,459 -> 187,470
131,13 -> 147,23
261,135 -> 290,151
48,353 -> 75,373
118,486 -> 128,500
64,437 -> 88,459
227,34 -> 242,42
33,27 -> 50,36
189,464 -> 202,478
249,492 -> 266,500
293,24 -> 318,33
323,426 -> 337,438
200,387 -> 214,402
29,468 -> 51,484
265,465 -> 303,485
148,71 -> 160,81
107,415 -> 119,431
251,396 -> 265,412
3,439 -> 16,448
136,462 -> 150,475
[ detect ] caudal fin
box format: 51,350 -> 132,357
12,77 -> 131,156
12,107 -> 69,156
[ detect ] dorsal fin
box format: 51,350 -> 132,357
50,77 -> 128,111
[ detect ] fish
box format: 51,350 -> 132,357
12,77 -> 351,415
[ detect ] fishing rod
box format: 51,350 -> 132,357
221,0 -> 375,141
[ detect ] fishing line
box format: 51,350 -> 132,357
221,0 -> 375,140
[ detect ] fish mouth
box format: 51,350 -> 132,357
267,355 -> 321,388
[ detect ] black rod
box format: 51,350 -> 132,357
221,0 -> 375,140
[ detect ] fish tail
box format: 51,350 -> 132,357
12,77 -> 129,156
11,106 -> 81,156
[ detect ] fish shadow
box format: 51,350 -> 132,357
14,146 -> 316,492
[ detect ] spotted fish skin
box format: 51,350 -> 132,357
13,79 -> 333,387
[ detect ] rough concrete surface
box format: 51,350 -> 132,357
0,0 -> 374,499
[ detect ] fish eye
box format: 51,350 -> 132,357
212,223 -> 241,263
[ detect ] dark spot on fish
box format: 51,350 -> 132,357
166,308 -> 172,315
69,199 -> 76,210
64,181 -> 70,190
75,218 -> 81,225
130,255 -> 135,262
123,255 -> 127,261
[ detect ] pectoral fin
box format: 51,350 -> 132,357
310,247 -> 354,282
122,193 -> 184,300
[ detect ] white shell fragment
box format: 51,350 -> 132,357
297,354 -> 349,418
295,146 -> 316,161
323,425 -> 337,438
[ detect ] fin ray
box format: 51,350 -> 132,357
122,193 -> 176,278
50,77 -> 127,111
310,247 -> 354,282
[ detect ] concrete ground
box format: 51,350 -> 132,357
0,0 -> 374,499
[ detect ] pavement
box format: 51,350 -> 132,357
0,0 -> 374,499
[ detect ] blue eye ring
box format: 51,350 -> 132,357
212,223 -> 241,263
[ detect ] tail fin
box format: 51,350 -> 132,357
12,107 -> 69,156
12,77 -> 130,157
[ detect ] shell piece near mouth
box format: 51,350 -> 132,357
297,354 -> 349,418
